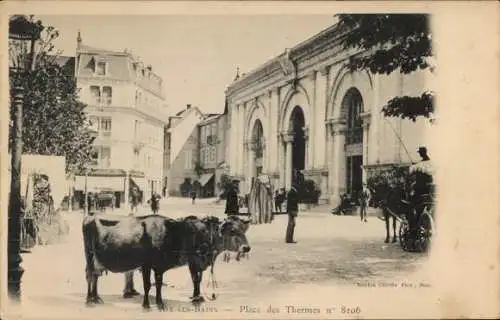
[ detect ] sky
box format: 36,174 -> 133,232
38,15 -> 335,115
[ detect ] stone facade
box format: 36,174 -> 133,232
197,113 -> 228,197
164,104 -> 205,196
73,32 -> 168,203
225,23 -> 432,205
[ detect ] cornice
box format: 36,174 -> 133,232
85,105 -> 168,126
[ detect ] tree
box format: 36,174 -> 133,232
9,18 -> 95,174
337,14 -> 435,121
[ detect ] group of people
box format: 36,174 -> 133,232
223,178 -> 300,244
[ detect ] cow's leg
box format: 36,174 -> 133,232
384,210 -> 390,243
123,270 -> 140,298
154,270 -> 165,310
392,217 -> 398,243
85,266 -> 93,304
91,274 -> 103,304
141,266 -> 152,310
189,264 -> 204,303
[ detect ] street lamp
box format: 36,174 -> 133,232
8,15 -> 43,302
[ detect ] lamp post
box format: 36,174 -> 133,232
8,15 -> 43,302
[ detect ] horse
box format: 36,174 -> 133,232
82,213 -> 251,310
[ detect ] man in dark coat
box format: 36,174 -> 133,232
285,184 -> 299,243
225,180 -> 240,216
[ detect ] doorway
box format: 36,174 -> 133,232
346,155 -> 363,199
290,106 -> 305,183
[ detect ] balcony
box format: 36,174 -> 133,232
345,127 -> 363,145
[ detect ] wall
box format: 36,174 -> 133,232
168,127 -> 199,196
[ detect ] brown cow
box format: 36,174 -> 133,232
82,213 -> 251,310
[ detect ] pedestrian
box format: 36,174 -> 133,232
190,187 -> 197,205
359,183 -> 371,222
150,193 -> 159,214
285,183 -> 299,244
225,180 -> 239,216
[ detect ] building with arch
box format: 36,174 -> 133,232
225,22 -> 432,205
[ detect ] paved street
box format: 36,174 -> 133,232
6,197 -> 440,319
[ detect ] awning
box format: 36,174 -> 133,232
74,176 -> 125,192
199,173 -> 214,187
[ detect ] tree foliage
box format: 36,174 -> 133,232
337,14 -> 435,121
9,19 -> 95,175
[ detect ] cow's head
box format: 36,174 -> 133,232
219,216 -> 251,259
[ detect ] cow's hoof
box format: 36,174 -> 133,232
123,290 -> 140,298
94,296 -> 104,304
156,301 -> 166,311
191,295 -> 205,304
384,238 -> 389,243
142,303 -> 151,311
392,238 -> 397,243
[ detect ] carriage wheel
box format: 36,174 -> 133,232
398,220 -> 411,252
414,212 -> 433,253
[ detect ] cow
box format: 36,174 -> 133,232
82,213 -> 251,310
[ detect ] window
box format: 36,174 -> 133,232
88,116 -> 99,131
96,61 -> 106,76
209,147 -> 215,162
100,117 -> 112,136
200,149 -> 205,165
102,86 -> 112,105
90,148 -> 99,166
90,86 -> 101,105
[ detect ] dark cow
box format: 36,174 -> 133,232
82,213 -> 251,310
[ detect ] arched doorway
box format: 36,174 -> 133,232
251,119 -> 264,178
290,106 -> 306,184
343,88 -> 364,198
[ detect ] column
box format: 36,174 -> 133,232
230,104 -> 238,176
361,113 -> 372,184
124,170 -> 130,208
278,133 -> 286,188
330,120 -> 346,206
316,66 -> 330,168
239,104 -> 246,177
244,139 -> 252,194
284,132 -> 294,190
322,122 -> 333,202
269,88 -> 280,174
303,126 -> 310,170
371,74 -> 380,163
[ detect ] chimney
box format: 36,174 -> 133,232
77,30 -> 82,49
186,104 -> 191,109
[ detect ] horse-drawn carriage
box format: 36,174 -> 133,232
379,160 -> 435,253
398,160 -> 436,253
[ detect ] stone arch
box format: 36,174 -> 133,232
245,99 -> 267,142
327,68 -> 373,120
279,83 -> 312,132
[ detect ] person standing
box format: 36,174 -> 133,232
150,193 -> 159,214
285,183 -> 299,244
225,180 -> 239,216
359,183 -> 371,222
190,183 -> 197,204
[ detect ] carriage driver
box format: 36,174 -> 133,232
409,146 -> 434,239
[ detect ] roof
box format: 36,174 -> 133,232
198,114 -> 222,126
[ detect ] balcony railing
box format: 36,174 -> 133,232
345,127 -> 363,145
